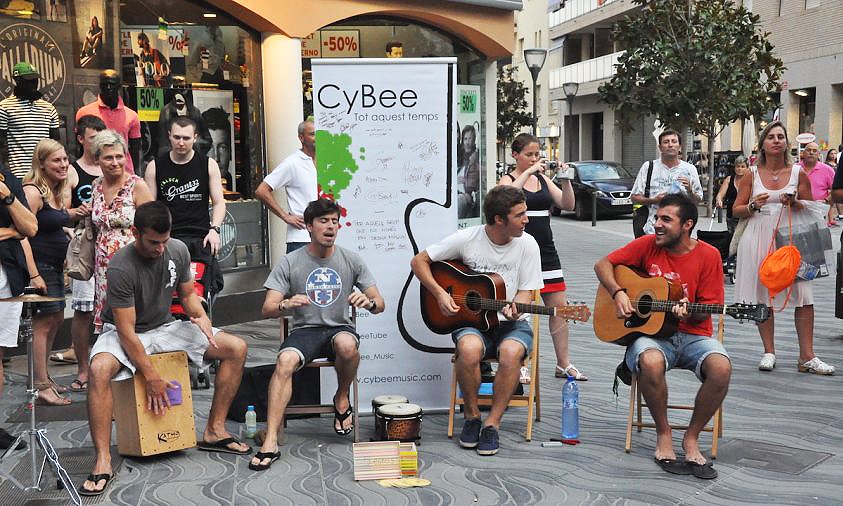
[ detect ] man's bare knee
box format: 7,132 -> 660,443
497,340 -> 525,366
637,349 -> 666,376
701,354 -> 731,386
275,351 -> 300,377
333,334 -> 358,360
89,354 -> 120,385
456,335 -> 483,363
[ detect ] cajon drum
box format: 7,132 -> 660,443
112,351 -> 197,456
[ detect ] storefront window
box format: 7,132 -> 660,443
119,0 -> 266,272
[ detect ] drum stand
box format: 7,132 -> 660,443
0,299 -> 81,505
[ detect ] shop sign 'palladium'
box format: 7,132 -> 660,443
0,23 -> 66,103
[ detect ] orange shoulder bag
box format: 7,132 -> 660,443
758,204 -> 801,311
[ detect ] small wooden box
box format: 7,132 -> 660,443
112,351 -> 197,456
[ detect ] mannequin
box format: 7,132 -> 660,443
75,69 -> 141,174
0,62 -> 61,180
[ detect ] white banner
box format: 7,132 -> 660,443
312,58 -> 457,410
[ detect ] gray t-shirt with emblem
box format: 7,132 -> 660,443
102,239 -> 192,333
264,245 -> 376,331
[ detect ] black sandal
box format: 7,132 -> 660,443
78,473 -> 115,496
332,394 -> 354,436
248,450 -> 281,471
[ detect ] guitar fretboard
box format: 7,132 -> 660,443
631,299 -> 726,315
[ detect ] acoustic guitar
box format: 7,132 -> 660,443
420,260 -> 591,335
594,265 -> 771,345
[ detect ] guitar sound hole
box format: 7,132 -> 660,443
464,291 -> 481,311
636,295 -> 653,315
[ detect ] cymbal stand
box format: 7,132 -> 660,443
0,299 -> 81,505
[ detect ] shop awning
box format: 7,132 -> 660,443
446,0 -> 523,10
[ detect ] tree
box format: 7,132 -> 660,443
598,0 -> 784,210
497,65 -> 534,152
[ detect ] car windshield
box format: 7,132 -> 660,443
577,163 -> 630,180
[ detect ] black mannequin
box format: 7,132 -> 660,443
0,76 -> 61,167
97,69 -> 141,171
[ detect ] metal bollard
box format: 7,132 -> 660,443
591,192 -> 597,227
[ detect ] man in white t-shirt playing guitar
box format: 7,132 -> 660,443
411,186 -> 543,456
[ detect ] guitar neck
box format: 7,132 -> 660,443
637,299 -> 726,315
482,299 -> 555,316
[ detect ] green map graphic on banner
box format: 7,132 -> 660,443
315,130 -> 362,200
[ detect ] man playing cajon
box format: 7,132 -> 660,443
79,202 -> 250,496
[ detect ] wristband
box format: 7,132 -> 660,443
279,300 -> 286,312
30,274 -> 41,280
611,287 -> 627,300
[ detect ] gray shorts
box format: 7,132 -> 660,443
90,320 -> 219,380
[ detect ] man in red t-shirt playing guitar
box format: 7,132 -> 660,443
594,194 -> 731,480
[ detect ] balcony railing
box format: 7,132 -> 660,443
549,0 -> 618,26
549,50 -> 622,89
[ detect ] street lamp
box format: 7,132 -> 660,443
562,81 -> 579,161
524,48 -> 547,136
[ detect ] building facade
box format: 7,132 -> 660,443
545,0 -> 843,174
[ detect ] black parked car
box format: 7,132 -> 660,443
551,160 -> 635,220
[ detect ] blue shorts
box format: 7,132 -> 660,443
625,332 -> 730,382
33,262 -> 65,315
452,319 -> 533,358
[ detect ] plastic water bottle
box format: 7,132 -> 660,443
244,405 -> 257,439
561,376 -> 579,440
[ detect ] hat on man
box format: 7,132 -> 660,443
12,62 -> 39,80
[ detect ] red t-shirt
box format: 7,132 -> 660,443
606,235 -> 724,336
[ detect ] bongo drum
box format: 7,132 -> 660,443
372,394 -> 409,439
377,403 -> 423,442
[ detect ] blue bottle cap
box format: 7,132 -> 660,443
247,405 -> 255,411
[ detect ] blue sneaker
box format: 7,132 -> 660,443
459,418 -> 482,448
477,425 -> 499,456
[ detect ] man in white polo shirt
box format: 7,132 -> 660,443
255,119 -> 317,254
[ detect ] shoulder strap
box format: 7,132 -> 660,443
504,172 -> 516,182
644,160 -> 654,198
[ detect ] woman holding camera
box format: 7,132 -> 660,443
733,121 -> 832,375
498,133 -> 584,380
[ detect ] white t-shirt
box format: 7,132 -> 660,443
631,158 -> 703,234
426,225 -> 544,320
263,150 -> 318,243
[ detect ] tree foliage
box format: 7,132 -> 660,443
599,0 -> 784,137
598,0 -> 784,209
497,65 -> 534,148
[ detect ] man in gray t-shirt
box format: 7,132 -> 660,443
81,202 -> 250,496
250,198 -> 384,472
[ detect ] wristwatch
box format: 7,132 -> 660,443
369,299 -> 377,311
1,193 -> 14,205
210,225 -> 221,233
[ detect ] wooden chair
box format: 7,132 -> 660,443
625,314 -> 725,458
446,292 -> 541,441
279,309 -> 359,443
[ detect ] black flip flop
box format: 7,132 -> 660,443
332,394 -> 353,436
248,450 -> 281,471
654,457 -> 692,475
687,460 -> 718,479
197,436 -> 252,455
78,473 -> 115,496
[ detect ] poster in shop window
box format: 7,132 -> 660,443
312,58 -> 457,410
192,90 -> 236,191
71,1 -> 107,68
457,85 -> 482,227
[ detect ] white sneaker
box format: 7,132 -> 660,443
798,357 -> 835,375
758,353 -> 776,371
